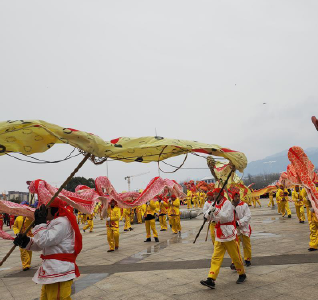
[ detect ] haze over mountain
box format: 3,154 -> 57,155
244,147 -> 318,176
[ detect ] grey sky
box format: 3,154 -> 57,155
1,1 -> 318,193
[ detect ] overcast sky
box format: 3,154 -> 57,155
1,1 -> 318,193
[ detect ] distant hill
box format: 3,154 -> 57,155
244,147 -> 318,176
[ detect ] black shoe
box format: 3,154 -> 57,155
83,229 -> 85,232
200,278 -> 215,289
170,225 -> 172,228
308,248 -> 318,251
154,237 -> 159,242
115,247 -> 119,250
230,263 -> 236,270
245,260 -> 251,267
160,229 -> 165,231
288,215 -> 291,218
300,221 -> 305,223
23,267 -> 30,271
107,249 -> 114,252
124,229 -> 129,231
236,274 -> 247,284
129,228 -> 134,231
144,238 -> 151,242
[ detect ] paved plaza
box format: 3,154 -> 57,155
1,198 -> 317,300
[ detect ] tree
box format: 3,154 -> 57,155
65,177 -> 95,192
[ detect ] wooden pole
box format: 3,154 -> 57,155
0,153 -> 91,267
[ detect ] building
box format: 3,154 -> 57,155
7,191 -> 29,203
200,176 -> 215,184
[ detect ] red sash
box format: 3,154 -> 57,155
214,221 -> 236,238
40,253 -> 80,277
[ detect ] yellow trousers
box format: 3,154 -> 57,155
238,235 -> 252,261
124,216 -> 131,230
210,223 -> 215,244
187,199 -> 192,209
295,205 -> 305,222
208,239 -> 245,280
145,219 -> 158,238
130,211 -> 134,224
40,280 -> 73,300
306,206 -> 312,222
20,248 -> 32,269
277,201 -> 281,214
268,197 -> 274,207
170,215 -> 181,233
136,211 -> 142,223
83,220 -> 94,232
280,201 -> 291,216
107,227 -> 119,250
309,221 -> 318,249
159,215 -> 167,230
253,199 -> 261,207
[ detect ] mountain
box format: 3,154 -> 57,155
244,147 -> 318,176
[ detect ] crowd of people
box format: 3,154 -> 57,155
6,182 -> 317,298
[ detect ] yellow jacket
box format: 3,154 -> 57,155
276,188 -> 288,201
269,191 -> 274,199
169,198 -> 180,216
123,208 -> 132,217
12,216 -> 33,237
159,201 -> 169,215
155,201 -> 160,214
145,200 -> 157,216
300,188 -> 309,206
292,191 -> 303,206
107,207 -> 121,228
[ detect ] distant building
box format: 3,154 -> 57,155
200,176 -> 215,184
7,191 -> 29,203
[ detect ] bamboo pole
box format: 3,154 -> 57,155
0,153 -> 91,267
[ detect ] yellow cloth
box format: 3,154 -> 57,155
145,219 -> 158,238
0,120 -> 247,171
252,196 -> 261,207
268,192 -> 275,207
135,206 -> 143,223
301,188 -> 311,222
145,200 -> 157,216
159,215 -> 167,230
309,210 -> 318,249
186,190 -> 192,209
159,201 -> 169,214
170,216 -> 181,233
83,219 -> 94,232
13,216 -> 33,270
208,240 -> 245,280
169,198 -> 180,216
238,235 -> 252,261
123,208 -> 132,230
40,280 -> 73,300
106,207 -> 120,250
292,191 -> 305,221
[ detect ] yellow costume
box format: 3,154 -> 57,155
135,205 -> 143,224
12,216 -> 33,270
159,201 -> 169,230
268,191 -> 275,207
107,206 -> 120,250
309,209 -> 318,250
292,189 -> 305,222
301,188 -> 311,222
40,280 -> 73,300
169,197 -> 182,234
83,214 -> 94,232
186,190 -> 193,209
199,192 -> 206,208
144,200 -> 159,240
253,196 -> 261,207
123,208 -> 132,231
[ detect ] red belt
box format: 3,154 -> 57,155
40,253 -> 80,277
215,221 -> 235,238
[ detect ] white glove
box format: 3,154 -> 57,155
106,217 -> 110,221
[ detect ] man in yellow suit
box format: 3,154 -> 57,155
292,185 -> 305,223
144,199 -> 159,242
186,190 -> 193,209
268,191 -> 275,208
169,195 -> 182,234
158,196 -> 169,231
200,188 -> 246,289
301,188 -> 311,222
277,185 -> 291,218
135,205 -> 143,224
13,215 -> 33,271
123,208 -> 133,231
83,213 -> 94,232
199,190 -> 206,208
308,200 -> 318,251
106,200 -> 120,252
